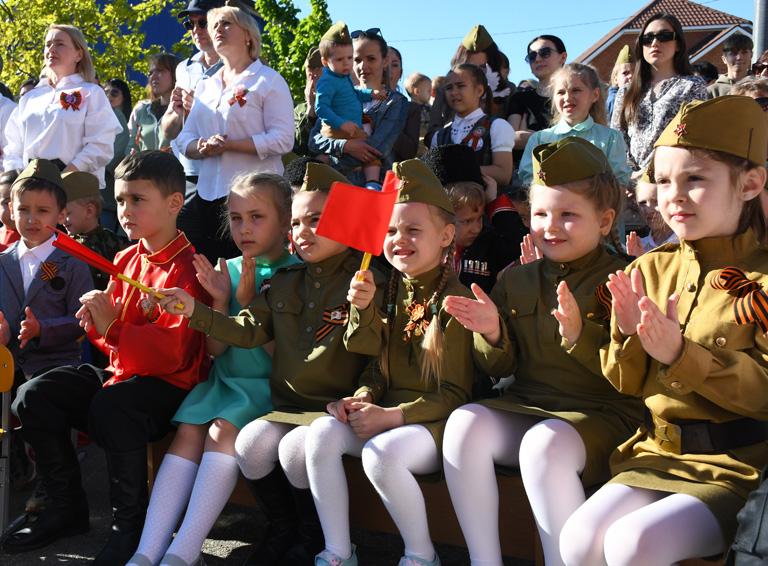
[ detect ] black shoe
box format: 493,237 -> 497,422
243,467 -> 299,566
2,501 -> 89,552
279,486 -> 324,566
92,448 -> 149,566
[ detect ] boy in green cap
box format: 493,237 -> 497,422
607,45 -> 634,121
315,21 -> 387,189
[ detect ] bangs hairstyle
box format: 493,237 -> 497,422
530,171 -> 624,253
207,6 -> 262,60
115,150 -> 185,198
11,178 -> 67,213
382,205 -> 456,388
446,181 -> 485,212
550,63 -> 607,126
148,53 -> 181,101
46,24 -> 96,84
221,172 -> 293,239
319,39 -> 349,60
448,63 -> 492,115
620,13 -> 693,131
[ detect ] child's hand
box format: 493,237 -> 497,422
151,287 -> 196,317
327,392 -> 372,424
554,281 -> 583,345
348,270 -> 376,310
607,269 -> 645,337
346,403 -> 405,439
76,303 -> 94,333
79,281 -> 121,337
371,89 -> 387,101
0,311 -> 10,346
520,234 -> 542,265
481,172 -> 497,203
444,283 -> 502,346
637,294 -> 683,366
17,307 -> 40,348
194,254 -> 231,305
626,231 -> 644,258
235,254 -> 257,308
339,121 -> 361,137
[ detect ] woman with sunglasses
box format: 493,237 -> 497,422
507,35 -> 567,155
611,12 -> 707,172
2,24 -> 122,188
176,4 -> 293,262
309,28 -> 409,188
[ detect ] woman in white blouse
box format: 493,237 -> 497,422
2,24 -> 121,188
176,4 -> 294,261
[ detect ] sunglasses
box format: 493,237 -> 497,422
639,30 -> 676,46
754,97 -> 768,111
183,19 -> 207,31
104,88 -> 121,97
519,86 -> 535,92
350,28 -> 383,40
524,47 -> 557,64
753,63 -> 768,74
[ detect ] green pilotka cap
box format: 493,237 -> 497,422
654,96 -> 768,167
322,21 -> 352,45
615,45 -> 635,65
462,25 -> 494,52
13,159 -> 67,194
640,164 -> 654,184
62,171 -> 100,202
300,162 -> 350,192
531,137 -> 612,186
393,159 -> 454,214
305,46 -> 322,69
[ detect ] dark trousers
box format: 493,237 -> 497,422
177,192 -> 239,264
12,364 -> 188,453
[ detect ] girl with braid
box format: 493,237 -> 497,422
306,159 -> 478,566
443,137 -> 643,566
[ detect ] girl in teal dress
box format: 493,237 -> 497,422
127,172 -> 299,566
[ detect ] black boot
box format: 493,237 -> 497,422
243,466 -> 299,566
2,432 -> 89,552
279,486 -> 325,566
92,448 -> 149,566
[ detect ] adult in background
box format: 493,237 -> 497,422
707,33 -> 753,99
309,28 -> 408,187
2,24 -> 121,185
389,46 -> 422,162
176,3 -> 293,262
293,47 -> 323,157
426,25 -> 514,148
102,78 -> 132,233
754,50 -> 768,78
611,12 -> 707,172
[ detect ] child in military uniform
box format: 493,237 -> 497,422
560,97 -> 768,564
307,159 -> 477,566
443,138 -> 643,566
153,162 -> 385,566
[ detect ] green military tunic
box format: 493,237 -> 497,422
602,230 -> 768,540
475,246 -> 643,487
189,250 -> 383,425
346,267 -> 478,449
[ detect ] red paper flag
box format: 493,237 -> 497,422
316,171 -> 399,256
48,226 -> 120,277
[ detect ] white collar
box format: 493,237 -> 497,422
17,234 -> 56,262
453,107 -> 484,125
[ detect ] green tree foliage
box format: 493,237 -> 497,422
0,0 -> 191,102
256,0 -> 331,101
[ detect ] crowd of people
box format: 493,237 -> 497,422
1,1 -> 768,566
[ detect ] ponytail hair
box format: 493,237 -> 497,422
448,63 -> 492,116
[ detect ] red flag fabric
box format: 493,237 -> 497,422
47,226 -> 120,277
316,171 -> 399,256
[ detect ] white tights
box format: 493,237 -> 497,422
443,404 -> 587,566
560,483 -> 724,566
306,416 -> 440,562
234,419 -> 310,488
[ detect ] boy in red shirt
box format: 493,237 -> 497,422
5,150 -> 211,566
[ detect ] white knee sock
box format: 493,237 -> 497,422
519,419 -> 586,566
306,416 -> 366,559
443,405 -> 538,566
362,425 -> 440,562
162,451 -> 240,564
278,425 -> 310,489
126,454 -> 198,566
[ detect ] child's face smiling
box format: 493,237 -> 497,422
385,202 -> 455,279
115,179 -> 181,253
325,44 -> 354,76
290,191 -> 347,263
530,184 -> 613,263
12,189 -> 65,248
553,75 -> 599,126
229,187 -> 288,261
445,70 -> 484,118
